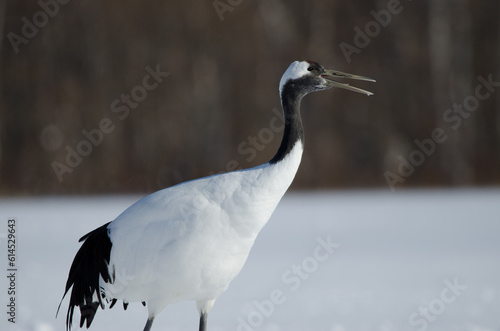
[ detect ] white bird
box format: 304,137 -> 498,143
58,60 -> 374,331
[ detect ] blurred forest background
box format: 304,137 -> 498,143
0,0 -> 499,195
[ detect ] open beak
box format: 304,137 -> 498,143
321,69 -> 375,96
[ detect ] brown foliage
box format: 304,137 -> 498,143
1,0 -> 499,194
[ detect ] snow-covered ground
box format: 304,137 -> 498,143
1,189 -> 499,331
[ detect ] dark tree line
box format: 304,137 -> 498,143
0,0 -> 499,195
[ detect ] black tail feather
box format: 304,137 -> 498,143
109,298 -> 118,309
57,222 -> 113,331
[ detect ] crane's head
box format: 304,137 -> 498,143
279,60 -> 375,97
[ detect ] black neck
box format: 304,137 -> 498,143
269,85 -> 305,164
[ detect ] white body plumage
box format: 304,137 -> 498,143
105,142 -> 303,316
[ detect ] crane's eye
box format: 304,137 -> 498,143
307,67 -> 313,71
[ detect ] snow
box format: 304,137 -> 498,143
1,189 -> 499,331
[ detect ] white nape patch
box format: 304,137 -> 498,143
279,61 -> 311,95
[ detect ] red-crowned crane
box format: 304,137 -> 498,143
58,60 -> 374,331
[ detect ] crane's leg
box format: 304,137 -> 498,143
199,311 -> 208,331
143,316 -> 155,331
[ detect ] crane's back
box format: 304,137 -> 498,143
104,142 -> 304,315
